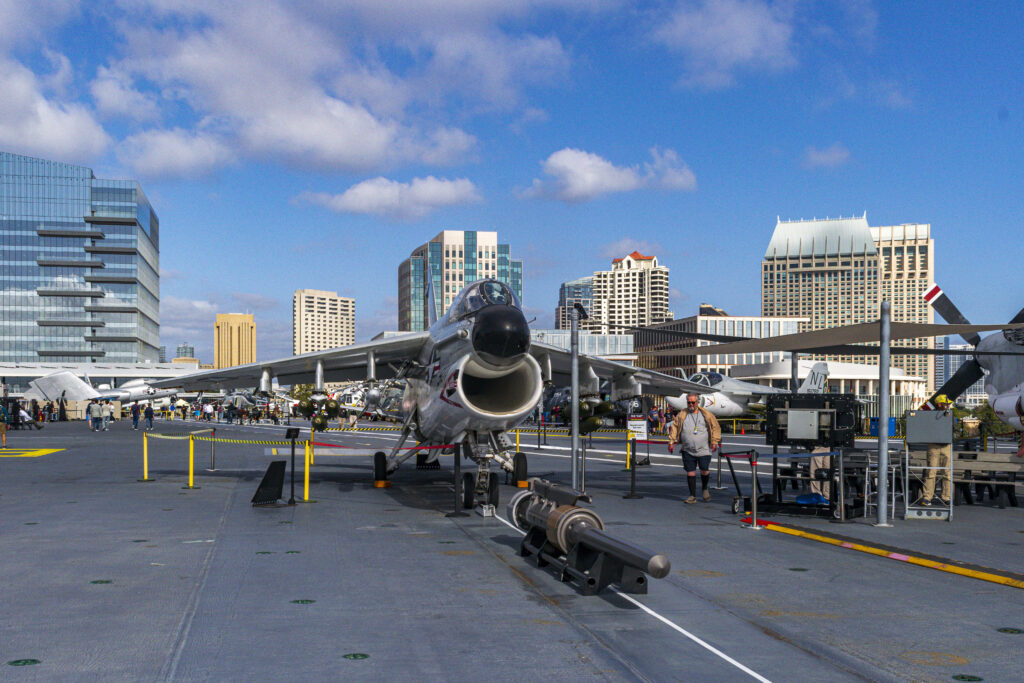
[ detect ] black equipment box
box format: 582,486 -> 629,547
765,394 -> 859,449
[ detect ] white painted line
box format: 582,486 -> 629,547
491,513 -> 771,682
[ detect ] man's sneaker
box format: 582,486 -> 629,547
684,496 -> 697,504
702,489 -> 711,501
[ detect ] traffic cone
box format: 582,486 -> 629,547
741,426 -> 745,435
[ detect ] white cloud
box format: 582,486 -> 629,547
0,57 -> 110,162
299,176 -> 482,220
803,142 -> 850,169
90,66 -> 160,120
599,238 -> 664,260
645,147 -> 697,190
523,147 -> 696,202
97,1 -> 569,175
117,128 -> 234,177
0,0 -> 79,49
653,0 -> 797,89
41,49 -> 73,95
510,107 -> 549,133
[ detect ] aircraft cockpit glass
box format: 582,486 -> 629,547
448,280 -> 521,320
688,372 -> 724,387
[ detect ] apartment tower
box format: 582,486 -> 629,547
292,289 -> 355,353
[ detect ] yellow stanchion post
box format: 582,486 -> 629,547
311,439 -> 315,465
138,432 -> 153,482
625,439 -> 631,470
516,430 -> 520,451
183,435 -> 199,489
303,440 -> 310,502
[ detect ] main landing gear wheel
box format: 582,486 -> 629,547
512,452 -> 527,483
373,451 -> 387,481
462,472 -> 475,509
488,474 -> 500,506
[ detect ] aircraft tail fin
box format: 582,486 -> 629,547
426,268 -> 439,327
797,362 -> 829,394
28,370 -> 100,402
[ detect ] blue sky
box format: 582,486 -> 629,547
2,1 -> 1021,363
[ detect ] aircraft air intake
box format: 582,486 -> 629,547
471,304 -> 530,368
457,354 -> 543,418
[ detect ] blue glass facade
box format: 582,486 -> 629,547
398,230 -> 523,331
555,276 -> 594,330
0,151 -> 160,363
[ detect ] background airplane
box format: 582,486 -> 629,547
152,279 -> 696,508
28,370 -> 177,404
666,362 -> 829,417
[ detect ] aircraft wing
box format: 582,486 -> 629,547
528,341 -> 716,396
149,333 -> 431,391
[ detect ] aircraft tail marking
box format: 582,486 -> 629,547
797,362 -> 829,394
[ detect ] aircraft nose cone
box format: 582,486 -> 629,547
472,305 -> 530,366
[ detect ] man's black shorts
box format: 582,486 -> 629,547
682,452 -> 711,472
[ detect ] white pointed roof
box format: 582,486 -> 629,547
764,214 -> 876,259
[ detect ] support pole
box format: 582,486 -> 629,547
536,406 -> 541,450
570,308 -> 580,490
183,435 -> 198,489
580,441 -> 587,494
315,360 -> 325,393
876,301 -> 892,526
791,352 -> 800,392
447,443 -> 467,517
139,433 -> 153,482
288,436 -> 296,505
744,453 -> 762,530
302,437 -> 310,502
624,438 -> 642,499
207,429 -> 217,471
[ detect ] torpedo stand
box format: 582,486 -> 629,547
507,479 -> 670,596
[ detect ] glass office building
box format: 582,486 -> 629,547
0,151 -> 160,363
398,230 -> 522,331
554,277 -> 594,330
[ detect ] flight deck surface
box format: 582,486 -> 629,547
2,420 -> 1022,681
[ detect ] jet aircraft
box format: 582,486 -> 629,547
152,279 -> 696,507
665,362 -> 829,417
29,370 -> 178,404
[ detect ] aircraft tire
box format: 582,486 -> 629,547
488,473 -> 499,507
462,472 -> 475,509
512,451 -> 527,483
373,451 -> 387,481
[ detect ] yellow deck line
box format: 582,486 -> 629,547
754,519 -> 1024,590
0,448 -> 65,458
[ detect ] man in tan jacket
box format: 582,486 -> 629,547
668,394 -> 722,503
